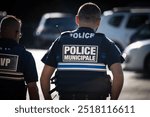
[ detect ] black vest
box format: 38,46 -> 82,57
51,28 -> 111,96
0,38 -> 26,99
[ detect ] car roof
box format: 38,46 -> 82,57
103,7 -> 150,16
43,12 -> 74,19
113,7 -> 150,13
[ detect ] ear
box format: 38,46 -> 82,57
75,15 -> 79,26
15,31 -> 21,43
96,19 -> 100,27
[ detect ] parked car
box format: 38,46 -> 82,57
129,20 -> 150,44
34,12 -> 77,49
122,39 -> 150,73
97,7 -> 150,52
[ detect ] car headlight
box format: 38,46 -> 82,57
122,52 -> 130,63
123,48 -> 139,63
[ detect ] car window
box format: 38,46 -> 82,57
108,15 -> 124,27
136,24 -> 150,39
126,14 -> 149,29
44,17 -> 76,31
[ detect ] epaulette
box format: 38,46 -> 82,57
96,32 -> 114,43
95,32 -> 105,37
61,31 -> 71,37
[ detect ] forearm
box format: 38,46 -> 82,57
28,82 -> 40,100
110,63 -> 124,100
40,77 -> 52,100
111,75 -> 124,100
40,65 -> 56,100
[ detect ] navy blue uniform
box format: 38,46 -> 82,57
42,27 -> 124,99
0,38 -> 38,100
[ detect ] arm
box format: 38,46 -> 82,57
23,51 -> 39,100
27,82 -> 39,100
40,65 -> 55,100
110,63 -> 124,100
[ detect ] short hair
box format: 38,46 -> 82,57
0,15 -> 21,33
77,2 -> 101,22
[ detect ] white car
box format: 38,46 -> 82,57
97,7 -> 150,51
122,40 -> 150,73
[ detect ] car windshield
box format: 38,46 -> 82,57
44,17 -> 76,31
137,24 -> 150,39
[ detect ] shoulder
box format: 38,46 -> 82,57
24,50 -> 33,57
60,31 -> 72,38
19,46 -> 34,59
14,43 -> 25,50
95,32 -> 105,38
95,32 -> 114,45
57,31 -> 72,43
22,50 -> 36,65
51,31 -> 72,43
12,44 -> 27,54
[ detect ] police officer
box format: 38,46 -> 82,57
40,2 -> 124,100
0,15 -> 39,100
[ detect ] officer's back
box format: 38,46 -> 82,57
40,2 -> 124,100
0,15 -> 39,100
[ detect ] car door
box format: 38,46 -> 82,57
124,13 -> 150,45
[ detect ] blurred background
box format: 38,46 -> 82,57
1,0 -> 150,100
0,0 -> 150,48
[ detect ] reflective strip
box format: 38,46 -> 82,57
0,71 -> 24,80
58,62 -> 106,72
0,76 -> 24,80
0,71 -> 23,75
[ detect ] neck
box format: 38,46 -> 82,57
1,36 -> 17,42
78,25 -> 97,32
78,20 -> 99,32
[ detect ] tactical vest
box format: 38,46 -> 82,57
0,40 -> 27,99
50,29 -> 112,97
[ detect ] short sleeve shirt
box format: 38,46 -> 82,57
42,27 -> 124,69
0,38 -> 38,84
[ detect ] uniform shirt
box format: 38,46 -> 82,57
42,27 -> 124,92
0,38 -> 38,99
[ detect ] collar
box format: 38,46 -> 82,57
77,27 -> 95,33
0,38 -> 18,46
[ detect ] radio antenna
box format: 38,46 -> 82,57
56,25 -> 61,34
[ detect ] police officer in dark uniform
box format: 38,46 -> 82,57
40,2 -> 124,100
0,15 -> 39,100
